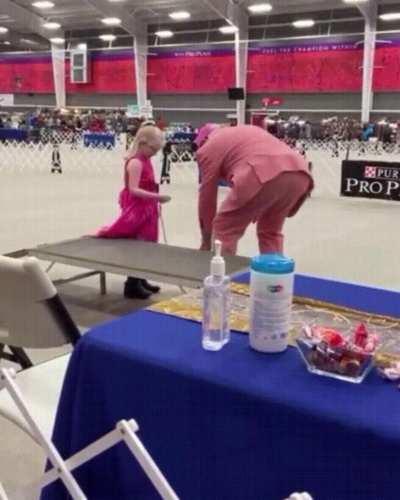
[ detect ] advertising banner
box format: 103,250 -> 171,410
341,160 -> 400,201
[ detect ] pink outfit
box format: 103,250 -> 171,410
96,152 -> 159,241
197,125 -> 313,254
194,123 -> 218,148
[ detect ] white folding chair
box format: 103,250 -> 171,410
0,367 -> 178,500
0,250 -> 80,369
0,255 -> 80,441
0,256 -> 178,499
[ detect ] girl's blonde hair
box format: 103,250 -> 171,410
128,125 -> 164,158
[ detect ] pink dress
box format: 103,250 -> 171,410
96,153 -> 159,242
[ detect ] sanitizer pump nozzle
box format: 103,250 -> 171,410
211,240 -> 225,278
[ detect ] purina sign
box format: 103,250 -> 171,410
341,160 -> 400,201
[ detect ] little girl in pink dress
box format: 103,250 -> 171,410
96,125 -> 171,299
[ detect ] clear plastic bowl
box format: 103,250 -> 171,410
296,335 -> 374,384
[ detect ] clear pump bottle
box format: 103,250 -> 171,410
202,241 -> 231,351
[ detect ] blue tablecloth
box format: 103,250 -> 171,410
0,128 -> 28,142
83,133 -> 115,148
42,275 -> 400,500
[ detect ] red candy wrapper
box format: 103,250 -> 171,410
354,323 -> 368,349
353,323 -> 379,353
310,326 -> 345,348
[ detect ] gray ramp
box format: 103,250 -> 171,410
29,238 -> 250,287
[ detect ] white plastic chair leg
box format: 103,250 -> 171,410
0,482 -> 8,500
0,368 -> 86,500
1,367 -> 179,500
117,420 -> 179,500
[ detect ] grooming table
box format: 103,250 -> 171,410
28,238 -> 250,292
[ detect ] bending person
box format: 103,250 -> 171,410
96,125 -> 171,299
196,124 -> 313,255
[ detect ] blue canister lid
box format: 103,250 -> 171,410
250,253 -> 295,275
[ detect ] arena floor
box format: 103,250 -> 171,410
1,142 -> 400,494
1,142 -> 400,288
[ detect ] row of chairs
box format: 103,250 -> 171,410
0,255 -> 312,500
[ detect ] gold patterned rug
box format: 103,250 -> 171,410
148,283 -> 400,364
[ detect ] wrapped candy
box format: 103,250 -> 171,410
377,362 -> 400,382
353,323 -> 379,353
318,327 -> 345,348
301,322 -> 379,379
354,323 -> 368,349
302,325 -> 345,347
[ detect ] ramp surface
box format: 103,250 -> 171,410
29,238 -> 250,287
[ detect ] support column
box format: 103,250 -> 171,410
231,1 -> 248,126
235,26 -> 248,125
203,1 -> 248,124
51,43 -> 66,109
84,2 -> 150,114
359,1 -> 378,124
133,25 -> 148,114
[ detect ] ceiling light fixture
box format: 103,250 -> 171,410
99,34 -> 117,41
101,17 -> 121,26
32,1 -> 55,9
155,30 -> 174,38
292,19 -> 315,28
248,3 -> 273,14
50,37 -> 65,44
0,27 -> 9,34
169,11 -> 191,20
342,0 -> 368,4
380,12 -> 400,21
219,25 -> 238,34
43,22 -> 61,29
77,43 -> 87,50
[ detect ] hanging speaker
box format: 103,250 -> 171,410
228,87 -> 245,100
70,50 -> 91,84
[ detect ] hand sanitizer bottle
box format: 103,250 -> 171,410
202,240 -> 231,351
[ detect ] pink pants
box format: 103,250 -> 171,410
213,172 -> 310,255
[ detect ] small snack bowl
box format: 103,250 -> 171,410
296,323 -> 377,384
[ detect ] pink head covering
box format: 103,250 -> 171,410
194,123 -> 219,148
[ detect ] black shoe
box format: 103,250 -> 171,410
124,278 -> 152,300
141,280 -> 160,294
